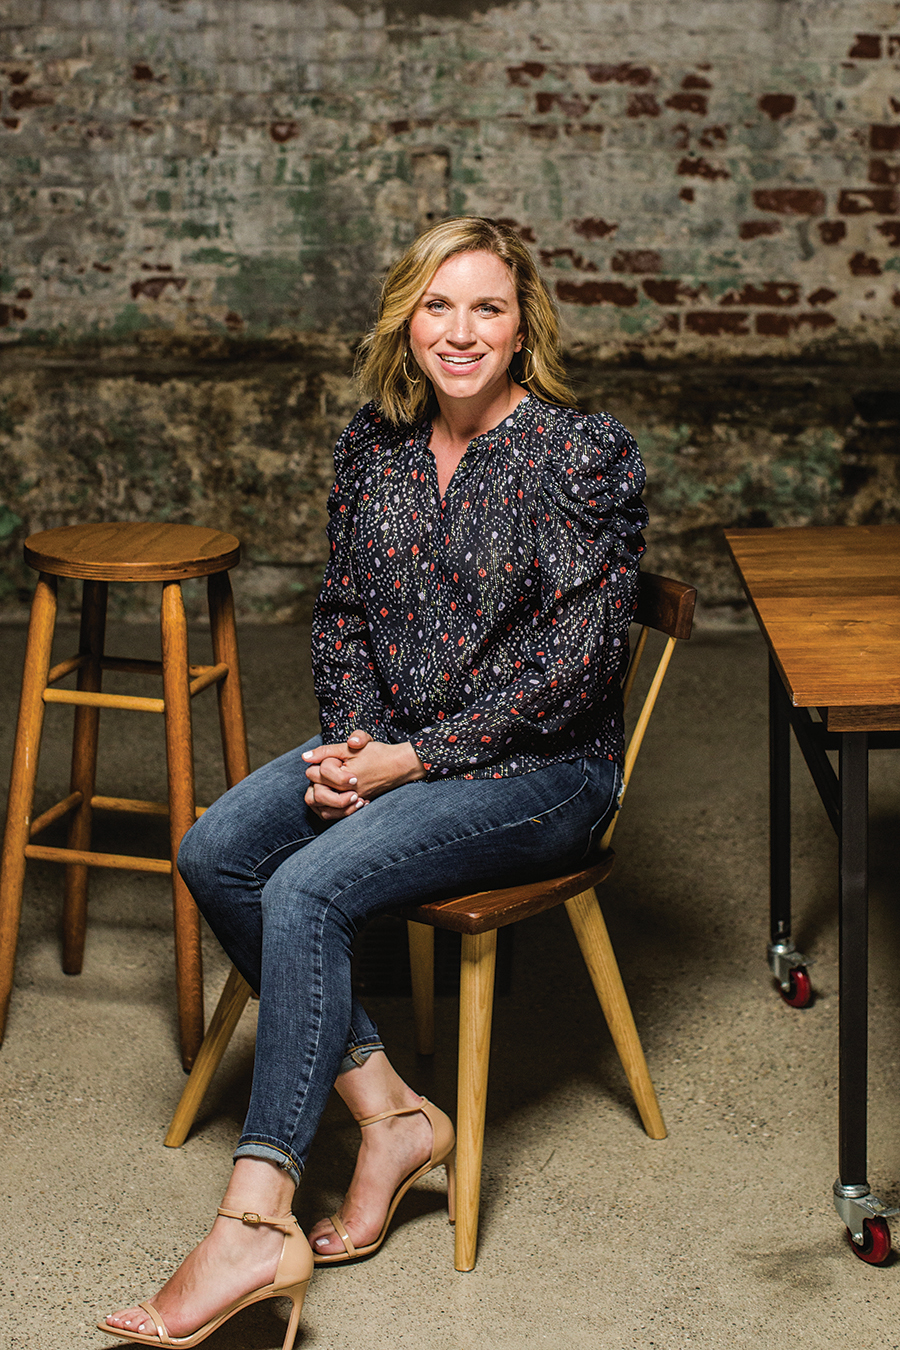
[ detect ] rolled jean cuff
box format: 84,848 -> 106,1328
338,1036 -> 385,1076
233,1140 -> 302,1188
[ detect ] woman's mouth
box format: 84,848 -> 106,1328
437,353 -> 485,367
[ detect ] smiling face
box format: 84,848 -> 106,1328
407,250 -> 524,408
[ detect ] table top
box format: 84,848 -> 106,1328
724,525 -> 900,730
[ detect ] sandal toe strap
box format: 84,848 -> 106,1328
330,1212 -> 357,1257
138,1301 -> 171,1344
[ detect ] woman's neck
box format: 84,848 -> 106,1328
428,380 -> 528,497
431,379 -> 528,453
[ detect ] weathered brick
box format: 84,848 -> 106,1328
838,187 -> 900,213
611,249 -> 662,273
758,93 -> 795,120
556,279 -> 639,305
871,124 -> 900,151
739,220 -> 782,239
753,188 -> 826,215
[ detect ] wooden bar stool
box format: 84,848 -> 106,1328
0,522 -> 250,1070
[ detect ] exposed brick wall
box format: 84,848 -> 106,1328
1,1 -> 899,621
1,0 -> 899,358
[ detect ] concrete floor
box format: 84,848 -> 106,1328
2,620 -> 900,1350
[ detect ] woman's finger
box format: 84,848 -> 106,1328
301,741 -> 352,766
306,756 -> 357,790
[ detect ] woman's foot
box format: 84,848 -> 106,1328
308,1095 -> 435,1257
101,1160 -> 295,1340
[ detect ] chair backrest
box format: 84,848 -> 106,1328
598,570 -> 696,850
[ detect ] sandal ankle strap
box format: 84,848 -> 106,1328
357,1096 -> 429,1128
216,1206 -> 296,1234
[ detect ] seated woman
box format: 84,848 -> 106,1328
100,216 -> 648,1348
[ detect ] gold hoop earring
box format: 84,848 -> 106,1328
520,346 -> 537,384
402,350 -> 422,386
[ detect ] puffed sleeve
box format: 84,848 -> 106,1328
412,412 -> 648,776
311,405 -> 392,741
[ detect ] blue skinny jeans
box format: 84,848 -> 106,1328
177,737 -> 620,1185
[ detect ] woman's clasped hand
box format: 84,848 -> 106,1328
301,730 -> 426,820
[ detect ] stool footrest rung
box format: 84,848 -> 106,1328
42,662 -> 229,712
92,794 -> 207,819
188,663 -> 228,696
43,688 -> 165,712
24,843 -> 173,873
29,794 -> 208,839
29,792 -> 83,838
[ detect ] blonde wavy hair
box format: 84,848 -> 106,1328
357,217 -> 574,425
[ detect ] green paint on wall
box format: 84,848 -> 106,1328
187,247 -> 241,266
166,221 -> 221,240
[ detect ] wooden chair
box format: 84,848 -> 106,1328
164,571 -> 695,1267
0,522 -> 250,1070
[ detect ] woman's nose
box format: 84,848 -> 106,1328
447,311 -> 475,345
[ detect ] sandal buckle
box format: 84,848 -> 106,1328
242,1211 -> 262,1225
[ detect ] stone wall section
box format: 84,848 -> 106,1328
1,1 -> 899,620
2,0 -> 899,357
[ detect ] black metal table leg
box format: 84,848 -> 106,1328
767,657 -> 811,1001
831,730 -> 896,1259
837,731 -> 869,1189
769,656 -> 792,947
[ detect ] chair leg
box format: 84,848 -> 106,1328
407,920 -> 435,1056
564,888 -> 666,1140
0,574 -> 58,1046
165,964 -> 253,1147
455,929 -> 497,1271
207,571 -> 250,789
62,579 -> 107,974
161,580 -> 204,1071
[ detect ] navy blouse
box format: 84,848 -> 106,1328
311,393 -> 648,780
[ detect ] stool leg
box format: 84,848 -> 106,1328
0,573 -> 58,1044
161,580 -> 204,1071
407,921 -> 435,1056
165,964 -> 252,1147
207,571 -> 250,789
565,888 -> 667,1140
455,929 -> 497,1271
62,579 -> 107,974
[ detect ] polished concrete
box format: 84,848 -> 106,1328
2,621 -> 899,1350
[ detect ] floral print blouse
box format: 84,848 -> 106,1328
311,393 -> 648,780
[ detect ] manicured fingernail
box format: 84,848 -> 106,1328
349,793 -> 358,803
302,751 -> 313,760
348,777 -> 357,785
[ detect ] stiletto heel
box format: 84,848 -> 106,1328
314,1096 -> 456,1264
97,1208 -> 313,1348
445,1146 -> 457,1225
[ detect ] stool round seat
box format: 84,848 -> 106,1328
24,522 -> 241,582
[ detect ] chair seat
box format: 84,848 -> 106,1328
24,522 -> 241,582
402,852 -> 616,935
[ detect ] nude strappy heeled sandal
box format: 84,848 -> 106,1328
97,1208 -> 313,1349
313,1096 -> 456,1264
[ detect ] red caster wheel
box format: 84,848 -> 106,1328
848,1217 -> 892,1265
780,966 -> 812,1008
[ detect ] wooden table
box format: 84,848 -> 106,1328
725,524 -> 900,1264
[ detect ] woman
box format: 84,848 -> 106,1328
100,217 -> 647,1347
